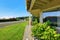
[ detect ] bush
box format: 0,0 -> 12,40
32,22 -> 60,40
32,20 -> 38,25
32,18 -> 38,25
16,17 -> 20,21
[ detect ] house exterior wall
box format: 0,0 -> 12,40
43,16 -> 57,26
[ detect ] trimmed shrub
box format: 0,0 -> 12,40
32,22 -> 60,40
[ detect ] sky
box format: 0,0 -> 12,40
0,0 -> 60,18
0,0 -> 31,18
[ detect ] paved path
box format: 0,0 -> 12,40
23,25 -> 34,40
0,21 -> 23,28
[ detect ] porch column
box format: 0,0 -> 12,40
29,16 -> 32,25
39,13 -> 43,23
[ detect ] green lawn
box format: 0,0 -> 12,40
0,21 -> 28,40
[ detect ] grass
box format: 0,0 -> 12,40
0,21 -> 28,40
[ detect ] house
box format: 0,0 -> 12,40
26,0 -> 60,23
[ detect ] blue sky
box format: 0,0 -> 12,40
0,0 -> 60,18
0,0 -> 31,18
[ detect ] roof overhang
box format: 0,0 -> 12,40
26,0 -> 60,17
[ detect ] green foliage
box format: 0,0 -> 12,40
26,18 -> 29,21
0,21 -> 27,40
32,19 -> 38,25
32,22 -> 60,40
16,18 -> 20,21
32,18 -> 38,25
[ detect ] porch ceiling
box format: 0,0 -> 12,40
26,0 -> 60,17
